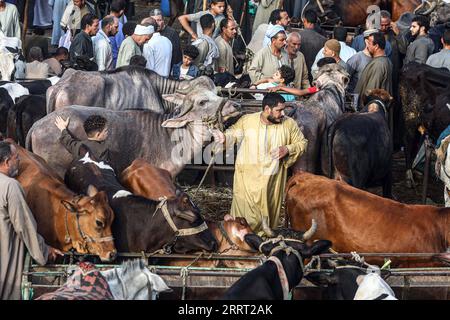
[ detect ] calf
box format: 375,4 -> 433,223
328,89 -> 393,197
222,235 -> 331,300
6,139 -> 117,261
7,94 -> 46,146
286,171 -> 450,267
64,152 -> 217,254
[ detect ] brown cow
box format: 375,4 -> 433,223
119,159 -> 260,268
120,158 -> 177,200
285,171 -> 450,267
9,140 -> 117,261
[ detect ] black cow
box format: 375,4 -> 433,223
0,87 -> 14,136
0,79 -> 53,95
64,151 -> 217,254
399,63 -> 450,186
222,234 -> 331,300
305,259 -> 394,300
328,89 -> 393,197
6,95 -> 46,146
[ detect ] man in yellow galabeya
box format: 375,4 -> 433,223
215,92 -> 307,236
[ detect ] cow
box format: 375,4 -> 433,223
7,94 -> 47,146
119,158 -> 259,268
305,259 -> 396,300
4,139 -> 117,261
289,63 -> 349,174
436,132 -> 450,207
327,89 -> 393,197
0,87 -> 15,136
399,62 -> 450,187
222,234 -> 332,300
46,66 -> 219,114
64,152 -> 217,254
27,89 -> 240,178
285,171 -> 450,267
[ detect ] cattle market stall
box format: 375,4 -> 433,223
22,252 -> 450,300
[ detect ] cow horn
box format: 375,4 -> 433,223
422,1 -> 437,15
176,87 -> 190,95
301,219 -> 318,241
261,216 -> 275,237
327,259 -> 339,268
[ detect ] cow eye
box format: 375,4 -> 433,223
199,100 -> 207,106
96,220 -> 104,229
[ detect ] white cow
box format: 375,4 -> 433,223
436,133 -> 450,207
0,31 -> 22,81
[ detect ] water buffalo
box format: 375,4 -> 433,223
289,63 -> 349,174
328,89 -> 393,197
65,152 -> 217,254
27,83 -> 240,178
46,66 -> 218,114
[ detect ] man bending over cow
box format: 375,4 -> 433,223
54,115 -> 111,163
214,93 -> 307,236
0,141 -> 62,300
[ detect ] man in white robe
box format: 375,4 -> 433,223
0,141 -> 62,300
0,0 -> 20,38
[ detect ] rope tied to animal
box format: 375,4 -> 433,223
153,196 -> 209,237
180,267 -> 189,300
63,195 -> 114,247
217,221 -> 240,253
258,236 -> 305,273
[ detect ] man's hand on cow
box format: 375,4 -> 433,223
55,116 -> 69,132
47,246 -> 64,263
211,129 -> 225,144
270,146 -> 289,160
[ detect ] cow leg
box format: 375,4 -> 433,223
382,169 -> 393,199
421,137 -> 432,204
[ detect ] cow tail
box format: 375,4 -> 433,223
284,177 -> 299,228
15,97 -> 26,146
25,122 -> 33,152
327,121 -> 338,179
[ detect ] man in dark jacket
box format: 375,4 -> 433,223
54,114 -> 111,164
297,10 -> 327,83
69,13 -> 99,69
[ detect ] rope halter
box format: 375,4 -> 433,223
154,197 -> 209,237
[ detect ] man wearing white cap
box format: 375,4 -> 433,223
116,23 -> 154,68
248,29 -> 289,83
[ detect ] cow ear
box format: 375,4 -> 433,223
244,234 -> 274,255
87,185 -> 99,197
161,118 -> 190,128
305,271 -> 337,286
61,200 -> 77,212
162,93 -> 185,106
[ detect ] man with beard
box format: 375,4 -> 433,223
356,32 -> 393,106
214,93 -> 307,236
404,15 -> 435,64
0,141 -> 62,300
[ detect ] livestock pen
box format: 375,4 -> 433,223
22,252 -> 450,300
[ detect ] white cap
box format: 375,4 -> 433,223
134,25 -> 154,36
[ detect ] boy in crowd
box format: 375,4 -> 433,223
252,65 -> 297,101
171,45 -> 200,80
54,115 -> 111,163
